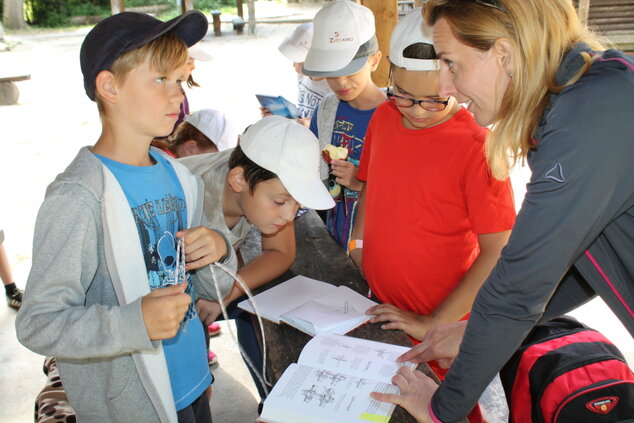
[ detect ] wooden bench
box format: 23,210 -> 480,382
240,211 -> 467,423
0,74 -> 30,105
232,16 -> 246,34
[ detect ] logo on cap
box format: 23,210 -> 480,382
586,396 -> 619,415
330,32 -> 354,44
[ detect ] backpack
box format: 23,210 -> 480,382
500,316 -> 634,423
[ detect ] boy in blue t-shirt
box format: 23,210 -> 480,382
16,12 -> 236,422
304,0 -> 387,249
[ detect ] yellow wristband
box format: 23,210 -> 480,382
347,239 -> 363,253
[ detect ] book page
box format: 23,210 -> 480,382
237,275 -> 336,323
297,334 -> 415,385
259,363 -> 398,423
281,286 -> 377,336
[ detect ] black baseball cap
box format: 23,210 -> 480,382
80,10 -> 208,101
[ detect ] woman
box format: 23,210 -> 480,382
372,1 -> 634,422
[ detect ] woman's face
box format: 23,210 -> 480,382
432,17 -> 511,126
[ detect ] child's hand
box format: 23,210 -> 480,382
176,227 -> 228,270
141,283 -> 190,340
331,160 -> 363,191
260,107 -> 272,118
196,298 -> 222,326
366,303 -> 437,341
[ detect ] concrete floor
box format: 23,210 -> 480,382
0,1 -> 632,422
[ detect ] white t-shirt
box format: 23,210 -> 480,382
297,74 -> 331,119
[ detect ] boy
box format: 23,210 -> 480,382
16,12 -> 236,422
302,0 -> 386,249
179,115 -> 334,401
169,109 -> 240,157
351,9 -> 515,412
277,22 -> 331,126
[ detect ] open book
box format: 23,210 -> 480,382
258,333 -> 415,423
238,275 -> 377,337
256,94 -> 300,119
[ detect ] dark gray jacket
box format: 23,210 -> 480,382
432,44 -> 634,422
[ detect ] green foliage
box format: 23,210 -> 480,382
24,0 -> 110,26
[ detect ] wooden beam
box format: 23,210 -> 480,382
248,0 -> 256,35
359,0 -> 398,88
110,0 -> 124,14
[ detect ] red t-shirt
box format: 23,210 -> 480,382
358,102 -> 516,316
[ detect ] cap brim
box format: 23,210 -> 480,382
281,176 -> 335,211
302,54 -> 369,78
302,46 -> 358,76
125,10 -> 208,53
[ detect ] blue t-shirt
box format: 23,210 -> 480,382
310,101 -> 377,248
95,150 -> 211,411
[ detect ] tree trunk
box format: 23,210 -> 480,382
109,0 -> 125,15
359,0 -> 397,88
3,0 -> 26,30
181,0 -> 194,14
248,0 -> 255,35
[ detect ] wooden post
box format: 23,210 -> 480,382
237,0 -> 244,19
247,0 -> 256,35
414,0 -> 424,6
359,0 -> 398,88
3,0 -> 27,29
577,0 -> 590,25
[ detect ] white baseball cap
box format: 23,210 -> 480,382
239,116 -> 335,210
188,42 -> 212,61
184,109 -> 239,151
389,8 -> 439,71
302,0 -> 377,78
278,22 -> 313,63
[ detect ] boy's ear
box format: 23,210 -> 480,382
95,70 -> 118,104
369,51 -> 383,72
227,166 -> 248,193
182,140 -> 200,157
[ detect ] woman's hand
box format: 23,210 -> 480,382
371,366 -> 437,423
397,320 -> 467,369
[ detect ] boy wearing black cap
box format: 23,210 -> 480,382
16,11 -> 236,423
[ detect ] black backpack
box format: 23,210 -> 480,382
500,316 -> 634,423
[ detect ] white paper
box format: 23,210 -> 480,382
237,275 -> 336,323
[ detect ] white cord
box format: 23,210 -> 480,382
209,261 -> 272,395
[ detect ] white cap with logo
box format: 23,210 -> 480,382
302,0 -> 377,78
240,116 -> 335,210
278,22 -> 313,63
389,8 -> 439,71
185,109 -> 239,151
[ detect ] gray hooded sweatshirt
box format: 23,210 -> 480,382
16,147 -> 236,422
431,44 -> 634,422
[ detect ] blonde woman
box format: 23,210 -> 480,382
371,1 -> 634,422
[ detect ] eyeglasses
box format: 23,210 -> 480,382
467,0 -> 505,12
387,89 -> 449,112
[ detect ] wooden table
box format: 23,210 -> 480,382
243,210 -> 438,423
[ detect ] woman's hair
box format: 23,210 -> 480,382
96,32 -> 189,116
424,0 -> 609,179
228,145 -> 278,192
168,121 -> 217,152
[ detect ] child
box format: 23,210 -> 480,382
179,115 -> 334,403
302,0 -> 387,249
351,10 -> 516,421
16,11 -> 236,422
169,108 -> 240,157
277,22 -> 331,126
0,229 -> 22,309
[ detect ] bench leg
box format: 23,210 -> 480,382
0,81 -> 19,105
212,15 -> 222,36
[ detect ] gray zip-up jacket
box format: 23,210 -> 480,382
16,147 -> 236,422
432,44 -> 634,422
